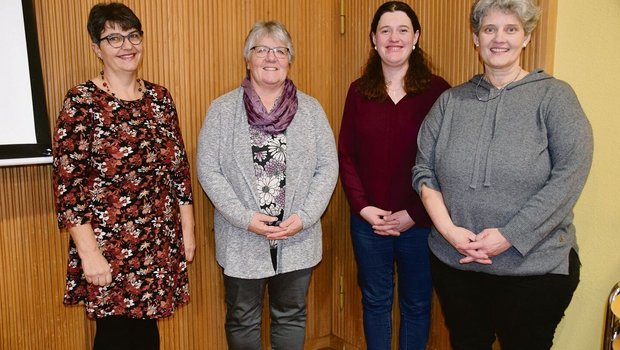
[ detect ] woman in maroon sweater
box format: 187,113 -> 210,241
338,2 -> 449,349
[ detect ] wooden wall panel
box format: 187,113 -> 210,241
0,1 -> 555,349
0,165 -> 92,350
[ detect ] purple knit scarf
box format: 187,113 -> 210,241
242,77 -> 298,134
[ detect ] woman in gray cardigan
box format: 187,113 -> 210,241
196,21 -> 337,350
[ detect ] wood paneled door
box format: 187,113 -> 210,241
0,1 -> 555,349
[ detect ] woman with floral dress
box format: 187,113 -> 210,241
52,3 -> 194,349
197,21 -> 338,350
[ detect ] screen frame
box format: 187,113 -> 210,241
0,0 -> 52,166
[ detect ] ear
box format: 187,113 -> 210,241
371,32 -> 377,47
91,42 -> 102,59
523,33 -> 532,47
472,32 -> 480,47
413,30 -> 420,46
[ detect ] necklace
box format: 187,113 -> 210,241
475,69 -> 522,102
385,79 -> 404,91
485,69 -> 522,90
100,70 -> 143,98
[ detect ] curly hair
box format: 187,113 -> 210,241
357,1 -> 432,101
470,0 -> 541,35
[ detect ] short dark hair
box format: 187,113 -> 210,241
87,2 -> 142,44
357,1 -> 432,101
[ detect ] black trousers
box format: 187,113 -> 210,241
93,316 -> 159,350
430,249 -> 580,350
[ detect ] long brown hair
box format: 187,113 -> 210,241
357,1 -> 432,101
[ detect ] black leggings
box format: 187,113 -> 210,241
94,316 -> 159,350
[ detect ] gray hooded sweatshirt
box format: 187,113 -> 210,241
413,69 -> 593,276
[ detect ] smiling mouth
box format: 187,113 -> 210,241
490,48 -> 509,53
118,53 -> 137,59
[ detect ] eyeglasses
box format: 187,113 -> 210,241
99,30 -> 144,48
250,46 -> 289,59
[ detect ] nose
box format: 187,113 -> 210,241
492,30 -> 506,42
265,49 -> 277,61
120,36 -> 133,49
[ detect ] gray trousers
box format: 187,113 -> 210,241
223,268 -> 313,350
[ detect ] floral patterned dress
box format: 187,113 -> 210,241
52,80 -> 192,319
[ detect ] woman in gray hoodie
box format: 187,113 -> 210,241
413,1 -> 593,349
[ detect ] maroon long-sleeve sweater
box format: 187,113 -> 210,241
338,75 -> 450,228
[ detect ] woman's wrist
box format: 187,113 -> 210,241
435,220 -> 456,238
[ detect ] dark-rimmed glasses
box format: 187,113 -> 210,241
99,31 -> 144,48
250,46 -> 289,60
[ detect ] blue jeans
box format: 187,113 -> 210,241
350,215 -> 432,350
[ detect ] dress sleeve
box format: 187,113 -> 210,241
52,88 -> 93,229
499,82 -> 593,255
338,85 -> 369,214
165,90 -> 193,205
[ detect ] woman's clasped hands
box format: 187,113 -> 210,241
446,226 -> 512,265
360,206 -> 416,236
248,213 -> 304,240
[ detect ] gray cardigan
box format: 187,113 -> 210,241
413,69 -> 593,276
197,87 -> 338,279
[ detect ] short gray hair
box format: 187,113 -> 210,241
470,0 -> 541,35
243,21 -> 295,63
